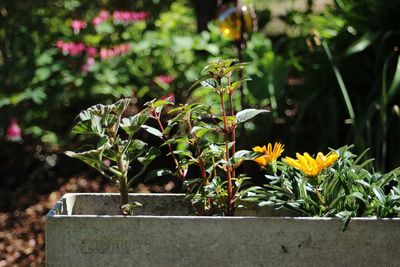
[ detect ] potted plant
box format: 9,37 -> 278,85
46,59 -> 400,266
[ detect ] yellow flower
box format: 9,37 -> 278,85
252,142 -> 285,167
284,152 -> 339,177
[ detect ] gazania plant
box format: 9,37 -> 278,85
246,144 -> 400,230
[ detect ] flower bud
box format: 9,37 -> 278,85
5,117 -> 22,142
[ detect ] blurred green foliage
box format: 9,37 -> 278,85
0,0 -> 213,147
1,0 -> 400,177
282,0 -> 400,171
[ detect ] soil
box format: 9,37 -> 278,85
0,153 -> 175,266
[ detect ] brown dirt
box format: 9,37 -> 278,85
0,174 -> 118,266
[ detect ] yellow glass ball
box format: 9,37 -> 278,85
218,4 -> 256,41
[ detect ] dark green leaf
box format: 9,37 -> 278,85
144,169 -> 173,182
65,142 -> 111,173
124,139 -> 148,162
138,147 -> 161,167
121,113 -> 150,135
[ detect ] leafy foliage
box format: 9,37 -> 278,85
146,59 -> 267,215
65,98 -> 159,213
283,0 -> 400,171
246,145 -> 400,230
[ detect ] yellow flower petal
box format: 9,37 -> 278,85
253,142 -> 284,167
285,151 -> 339,177
255,156 -> 267,167
284,157 -> 302,169
252,146 -> 266,153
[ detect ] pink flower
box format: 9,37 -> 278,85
55,40 -> 64,49
120,44 -> 130,54
107,49 -> 115,58
160,93 -> 175,104
92,17 -> 102,26
98,44 -> 132,61
113,46 -> 120,56
155,75 -> 175,84
100,48 -> 107,61
113,11 -> 149,23
92,10 -> 110,26
69,43 -> 85,56
56,41 -> 85,56
99,10 -> 110,20
5,117 -> 22,142
71,20 -> 86,34
86,47 -> 97,57
81,57 -> 95,75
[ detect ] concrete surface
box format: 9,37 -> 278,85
46,193 -> 400,267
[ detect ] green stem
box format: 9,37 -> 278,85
315,188 -> 325,206
119,175 -> 129,207
111,114 -> 130,212
115,149 -> 129,209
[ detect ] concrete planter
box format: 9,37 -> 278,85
46,193 -> 400,267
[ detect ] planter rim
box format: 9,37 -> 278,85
47,193 -> 400,221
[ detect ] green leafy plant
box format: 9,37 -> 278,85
65,98 -> 159,214
65,59 -> 268,216
65,58 -> 400,227
145,59 -> 268,215
246,144 -> 400,230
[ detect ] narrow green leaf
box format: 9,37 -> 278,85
344,32 -> 378,56
322,40 -> 355,122
373,187 -> 386,204
388,55 -> 400,101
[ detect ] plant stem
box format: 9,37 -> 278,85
212,156 -> 217,178
187,115 -> 208,185
228,75 -> 237,179
155,115 -> 186,180
119,175 -> 129,207
315,188 -> 325,206
187,115 -> 210,213
220,92 -> 234,215
115,145 -> 129,207
112,115 -> 129,210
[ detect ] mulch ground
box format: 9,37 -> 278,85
0,174 -> 118,266
0,144 -> 182,267
0,169 -> 175,267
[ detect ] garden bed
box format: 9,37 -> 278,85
46,193 -> 400,266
